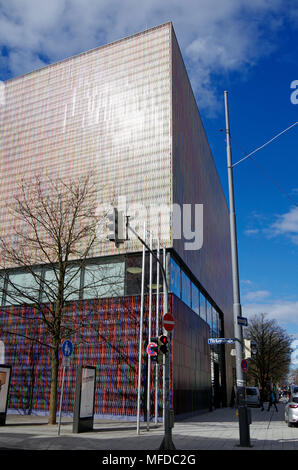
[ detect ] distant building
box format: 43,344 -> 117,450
0,22 -> 234,419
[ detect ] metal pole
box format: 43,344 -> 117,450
57,366 -> 65,436
136,222 -> 146,435
224,90 -> 251,447
159,249 -> 175,450
147,232 -> 153,431
162,246 -> 166,429
154,239 -> 160,425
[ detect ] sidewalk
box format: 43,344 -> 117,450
0,401 -> 297,451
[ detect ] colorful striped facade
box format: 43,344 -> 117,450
3,295 -> 170,418
2,294 -> 212,418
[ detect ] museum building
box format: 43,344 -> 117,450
0,22 -> 234,419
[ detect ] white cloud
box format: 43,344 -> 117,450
244,290 -> 271,301
244,229 -> 259,236
291,340 -> 298,367
0,0 -> 293,112
243,298 -> 298,367
243,300 -> 298,326
268,206 -> 298,245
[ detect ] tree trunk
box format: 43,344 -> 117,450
48,338 -> 59,425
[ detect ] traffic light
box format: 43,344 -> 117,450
107,207 -> 118,243
150,335 -> 168,364
244,339 -> 257,359
106,208 -> 126,246
250,340 -> 257,357
158,335 -> 168,355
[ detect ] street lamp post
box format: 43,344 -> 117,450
224,90 -> 251,447
223,93 -> 298,446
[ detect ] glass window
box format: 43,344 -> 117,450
206,301 -> 212,332
42,266 -> 82,302
83,262 -> 125,299
181,271 -> 191,307
200,293 -> 207,321
170,258 -> 180,298
214,309 -> 220,337
42,268 -> 58,303
126,254 -> 143,296
0,273 -> 5,306
126,253 -> 164,296
246,389 -> 257,396
6,271 -> 41,305
211,307 -> 217,338
64,266 -> 81,301
191,283 -> 199,316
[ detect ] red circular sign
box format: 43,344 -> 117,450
146,342 -> 157,357
241,359 -> 248,373
163,313 -> 175,332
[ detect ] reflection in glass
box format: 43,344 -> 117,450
170,257 -> 180,298
181,271 -> 191,307
64,266 -> 81,301
84,262 -> 125,299
191,283 -> 199,316
200,294 -> 207,322
126,253 -> 163,296
6,270 -> 41,305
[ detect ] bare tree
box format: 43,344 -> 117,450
245,313 -> 292,389
0,172 -> 124,424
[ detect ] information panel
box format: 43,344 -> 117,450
73,365 -> 96,433
80,367 -> 96,419
0,365 -> 11,425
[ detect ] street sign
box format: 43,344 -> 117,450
62,356 -> 71,367
208,338 -> 235,345
62,340 -> 73,358
241,359 -> 248,373
237,316 -> 248,327
163,313 -> 175,332
58,340 -> 73,436
146,342 -> 158,357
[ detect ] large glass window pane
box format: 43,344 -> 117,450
207,301 -> 212,332
191,283 -> 199,316
64,266 -> 81,301
126,253 -> 164,296
170,258 -> 180,298
42,268 -> 58,303
84,262 -> 125,299
126,254 -> 143,296
181,271 -> 191,307
200,293 -> 207,321
213,308 -> 219,337
42,266 -> 82,302
6,271 -> 41,305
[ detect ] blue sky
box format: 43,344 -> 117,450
0,0 -> 298,367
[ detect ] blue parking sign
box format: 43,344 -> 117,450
62,340 -> 73,357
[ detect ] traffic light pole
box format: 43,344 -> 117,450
126,220 -> 175,450
224,91 -> 251,447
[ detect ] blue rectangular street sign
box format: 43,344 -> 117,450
208,338 -> 235,345
237,316 -> 248,327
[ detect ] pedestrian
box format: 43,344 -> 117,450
267,390 -> 278,412
260,387 -> 265,411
